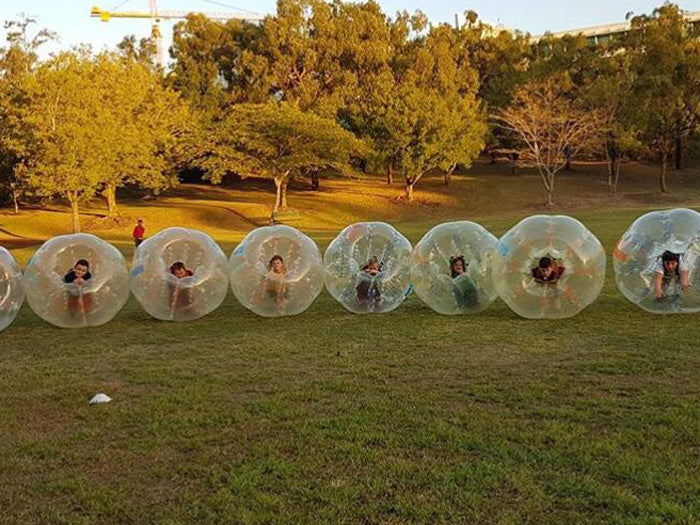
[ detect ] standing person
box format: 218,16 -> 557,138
133,219 -> 146,248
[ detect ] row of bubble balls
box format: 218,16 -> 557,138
0,209 -> 698,330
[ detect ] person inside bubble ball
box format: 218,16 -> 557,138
450,255 -> 479,309
654,251 -> 690,299
265,255 -> 288,307
169,261 -> 194,312
356,256 -> 383,307
64,259 -> 93,314
532,256 -> 565,284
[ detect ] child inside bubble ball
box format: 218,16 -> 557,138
654,251 -> 690,299
532,256 -> 565,284
265,255 -> 288,307
450,255 -> 479,309
169,261 -> 194,313
356,256 -> 383,307
64,259 -> 93,314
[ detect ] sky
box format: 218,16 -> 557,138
3,0 -> 700,65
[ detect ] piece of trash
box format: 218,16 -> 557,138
89,393 -> 112,405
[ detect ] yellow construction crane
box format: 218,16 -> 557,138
90,1 -> 264,66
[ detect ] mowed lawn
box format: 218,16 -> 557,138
1,163 -> 700,524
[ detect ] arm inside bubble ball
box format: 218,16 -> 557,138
654,271 -> 665,299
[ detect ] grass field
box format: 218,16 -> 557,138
1,162 -> 700,524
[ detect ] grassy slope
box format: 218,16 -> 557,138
1,162 -> 700,524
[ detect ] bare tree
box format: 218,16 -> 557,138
494,79 -> 605,207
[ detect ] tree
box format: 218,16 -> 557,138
581,49 -> 641,194
0,15 -> 56,211
495,79 -> 604,207
93,52 -> 190,216
117,34 -> 158,69
193,103 -> 367,211
17,51 -> 105,232
625,5 -> 700,191
168,13 -> 233,114
371,85 -> 485,200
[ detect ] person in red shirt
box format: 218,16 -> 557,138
133,219 -> 146,248
531,256 -> 565,284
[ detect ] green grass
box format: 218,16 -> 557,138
2,163 -> 700,523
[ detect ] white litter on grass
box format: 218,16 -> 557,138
89,393 -> 112,405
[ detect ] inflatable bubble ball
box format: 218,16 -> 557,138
131,227 -> 228,321
230,225 -> 324,317
24,234 -> 130,328
0,247 -> 25,331
614,208 -> 700,314
411,221 -> 499,315
492,215 -> 606,319
324,222 -> 412,314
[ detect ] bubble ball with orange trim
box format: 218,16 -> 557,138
613,208 -> 700,314
492,215 -> 606,319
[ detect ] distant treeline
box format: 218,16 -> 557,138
1,2 -> 699,229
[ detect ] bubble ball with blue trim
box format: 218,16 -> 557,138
230,225 -> 324,317
410,221 -> 498,315
493,215 -> 606,319
24,234 -> 130,328
131,227 -> 228,321
614,208 -> 700,313
324,222 -> 412,314
0,246 -> 25,331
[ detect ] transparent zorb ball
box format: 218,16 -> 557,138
493,215 -> 606,319
411,221 -> 498,315
324,222 -> 412,314
131,228 -> 228,321
0,246 -> 24,331
614,208 -> 700,313
24,234 -> 130,328
230,225 -> 324,317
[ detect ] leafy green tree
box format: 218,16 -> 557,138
193,103 -> 367,211
17,51 -> 104,232
625,4 -> 700,191
117,34 -> 158,69
0,15 -> 56,211
343,14 -> 486,198
580,49 -> 641,194
168,13 -> 233,114
93,52 -> 190,216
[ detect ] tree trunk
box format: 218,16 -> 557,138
675,133 -> 683,170
69,192 -> 81,233
104,183 -> 118,217
613,157 -> 621,195
405,180 -> 415,201
280,177 -> 288,208
311,172 -> 320,191
605,143 -> 613,193
564,146 -> 572,172
660,152 -> 669,193
273,177 -> 283,212
11,184 -> 19,214
386,163 -> 393,185
443,164 -> 456,185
